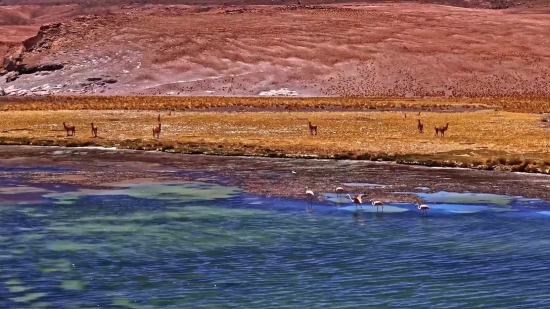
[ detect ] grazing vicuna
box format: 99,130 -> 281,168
63,122 -> 76,136
435,122 -> 449,137
417,119 -> 423,134
91,123 -> 98,138
308,121 -> 318,136
153,123 -> 161,138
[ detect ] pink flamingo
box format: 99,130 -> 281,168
346,194 -> 365,209
416,203 -> 430,217
336,187 -> 344,198
306,187 -> 315,209
372,200 -> 384,212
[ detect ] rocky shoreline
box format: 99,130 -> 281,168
1,145 -> 550,203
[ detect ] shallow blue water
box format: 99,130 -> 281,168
2,180 -> 550,308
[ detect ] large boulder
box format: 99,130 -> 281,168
37,63 -> 63,71
2,46 -> 23,72
16,64 -> 39,74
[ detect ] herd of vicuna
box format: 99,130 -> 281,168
62,114 -> 164,139
61,113 -> 449,139
308,112 -> 449,137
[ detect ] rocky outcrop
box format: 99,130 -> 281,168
1,23 -> 64,76
22,23 -> 61,53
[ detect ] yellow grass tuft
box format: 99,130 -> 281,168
1,107 -> 550,174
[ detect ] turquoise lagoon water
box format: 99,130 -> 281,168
2,175 -> 550,308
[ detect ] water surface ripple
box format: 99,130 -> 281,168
1,182 -> 550,308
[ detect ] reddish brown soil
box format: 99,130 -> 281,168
1,1 -> 550,97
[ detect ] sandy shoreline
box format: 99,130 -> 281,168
1,146 -> 550,204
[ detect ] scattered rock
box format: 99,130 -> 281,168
4,85 -> 17,94
87,77 -> 102,82
16,90 -> 28,96
5,71 -> 19,83
0,88 -> 4,96
104,79 -> 117,84
36,63 -> 63,72
259,88 -> 299,96
0,69 -> 6,76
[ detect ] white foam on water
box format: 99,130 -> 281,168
338,205 -> 409,213
449,210 -> 481,214
537,211 -> 550,216
427,203 -> 489,212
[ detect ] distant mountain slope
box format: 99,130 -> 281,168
0,0 -> 548,10
1,3 -> 550,97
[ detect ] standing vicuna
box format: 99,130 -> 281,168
435,122 -> 449,137
417,119 -> 424,134
91,123 -> 98,138
308,121 -> 318,136
63,122 -> 76,136
153,123 -> 161,138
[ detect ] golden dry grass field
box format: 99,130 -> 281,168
2,96 -> 550,174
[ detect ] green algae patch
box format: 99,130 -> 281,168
30,302 -> 50,309
46,241 -> 97,252
8,285 -> 32,293
60,280 -> 86,291
418,192 -> 516,206
37,259 -> 72,274
43,182 -> 240,205
112,299 -> 145,309
10,292 -> 47,303
5,279 -> 23,285
175,205 -> 268,219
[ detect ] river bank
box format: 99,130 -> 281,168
2,146 -> 550,203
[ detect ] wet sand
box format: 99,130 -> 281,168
1,146 -> 550,204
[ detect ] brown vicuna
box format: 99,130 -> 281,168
308,121 -> 318,136
153,123 -> 161,138
91,123 -> 98,138
158,114 -> 161,123
417,119 -> 423,134
63,122 -> 76,136
435,123 -> 449,137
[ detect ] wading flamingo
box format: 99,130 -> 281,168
306,187 -> 315,209
415,203 -> 430,217
346,194 -> 365,209
336,187 -> 344,197
372,200 -> 384,212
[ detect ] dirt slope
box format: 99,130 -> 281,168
2,0 -> 548,9
1,3 -> 550,97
